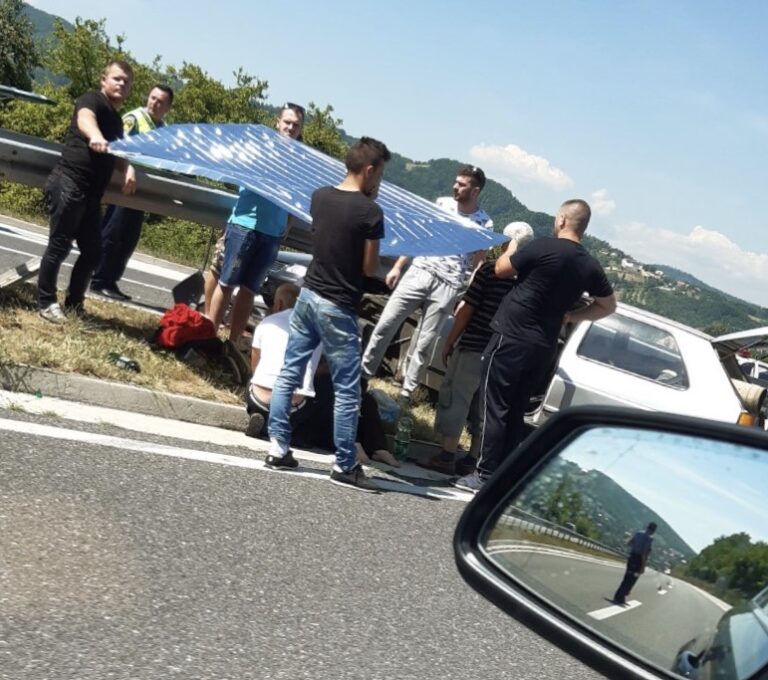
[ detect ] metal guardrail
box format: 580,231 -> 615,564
498,505 -> 626,559
0,128 -> 315,254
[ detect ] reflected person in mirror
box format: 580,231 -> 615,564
613,522 -> 657,605
453,199 -> 617,493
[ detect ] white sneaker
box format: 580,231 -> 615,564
450,470 -> 484,494
39,302 -> 67,324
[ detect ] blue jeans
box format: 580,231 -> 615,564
268,288 -> 362,471
219,222 -> 281,293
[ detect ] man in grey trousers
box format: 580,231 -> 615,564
361,165 -> 493,399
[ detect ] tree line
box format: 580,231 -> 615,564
0,2 -> 345,265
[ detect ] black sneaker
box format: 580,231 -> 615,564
265,450 -> 298,470
245,413 -> 265,438
329,465 -> 380,493
92,284 -> 131,301
417,451 -> 456,475
455,454 -> 477,477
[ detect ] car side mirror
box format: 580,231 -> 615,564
454,406 -> 768,680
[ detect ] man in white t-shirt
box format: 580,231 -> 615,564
245,283 -> 322,438
361,165 -> 494,399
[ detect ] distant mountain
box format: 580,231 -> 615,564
649,265 -> 717,292
22,2 -> 73,37
518,456 -> 696,566
24,4 -> 768,333
22,3 -> 73,86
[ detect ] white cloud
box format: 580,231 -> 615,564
591,188 -> 616,216
601,222 -> 768,307
468,143 -> 573,191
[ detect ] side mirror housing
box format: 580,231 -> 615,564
454,406 -> 768,680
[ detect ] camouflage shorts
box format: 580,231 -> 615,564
209,234 -> 226,276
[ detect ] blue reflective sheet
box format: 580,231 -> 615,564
109,123 -> 508,257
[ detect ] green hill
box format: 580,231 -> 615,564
21,3 -> 72,86
22,2 -> 73,36
518,456 -> 696,568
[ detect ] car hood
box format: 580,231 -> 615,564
712,327 -> 768,357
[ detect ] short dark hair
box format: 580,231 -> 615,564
345,136 -> 391,173
102,60 -> 134,82
560,199 -> 592,236
647,522 -> 657,533
280,101 -> 305,121
458,164 -> 486,190
152,83 -> 174,104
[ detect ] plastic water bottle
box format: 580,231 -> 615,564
393,411 -> 413,461
108,352 -> 140,372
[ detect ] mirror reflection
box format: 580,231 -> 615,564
483,427 -> 768,680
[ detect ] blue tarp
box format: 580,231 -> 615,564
109,123 -> 507,257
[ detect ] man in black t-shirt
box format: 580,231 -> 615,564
266,137 -> 391,494
37,60 -> 137,323
453,199 -> 616,493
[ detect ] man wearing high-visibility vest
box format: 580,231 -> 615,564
91,84 -> 174,301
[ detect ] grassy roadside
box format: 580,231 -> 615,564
0,283 -> 243,405
0,283 -> 471,446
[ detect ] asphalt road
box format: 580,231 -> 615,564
0,217 -> 194,312
488,542 -> 729,672
0,411 -> 604,680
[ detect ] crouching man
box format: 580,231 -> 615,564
246,283 -> 321,438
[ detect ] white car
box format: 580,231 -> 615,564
525,303 -> 768,430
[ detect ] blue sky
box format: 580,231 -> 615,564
27,1 -> 768,307
562,427 -> 768,554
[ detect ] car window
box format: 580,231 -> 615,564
577,315 -> 690,388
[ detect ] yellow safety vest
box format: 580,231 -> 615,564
122,107 -> 163,136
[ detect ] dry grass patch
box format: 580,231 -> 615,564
0,283 -> 243,405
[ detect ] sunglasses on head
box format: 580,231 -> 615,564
281,102 -> 305,119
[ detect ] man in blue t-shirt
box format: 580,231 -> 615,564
206,103 -> 305,341
614,522 -> 657,604
453,199 -> 617,493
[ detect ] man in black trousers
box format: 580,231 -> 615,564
453,199 -> 616,493
614,522 -> 657,605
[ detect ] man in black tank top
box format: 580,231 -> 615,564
452,199 -> 617,493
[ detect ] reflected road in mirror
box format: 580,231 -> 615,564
482,426 -> 768,679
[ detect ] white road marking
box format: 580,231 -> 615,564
0,414 -> 472,502
588,600 -> 642,620
486,540 -> 624,569
0,223 -> 190,281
